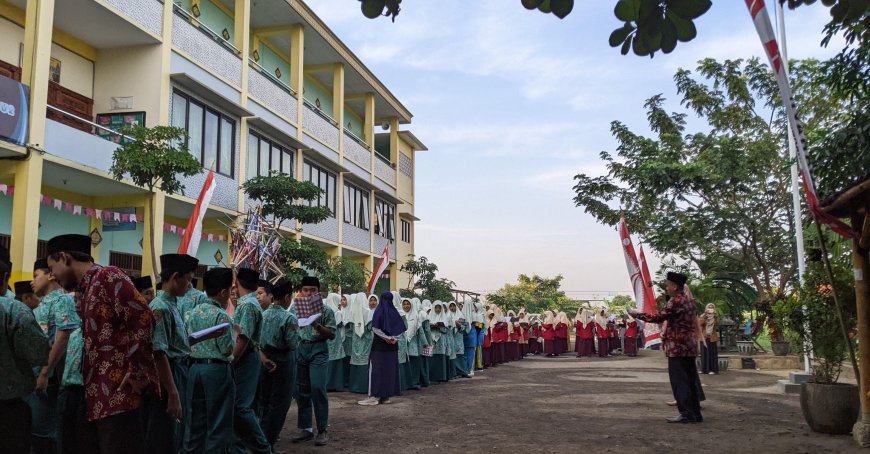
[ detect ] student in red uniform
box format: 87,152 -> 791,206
506,310 -> 519,362
624,313 -> 639,357
574,308 -> 594,357
519,312 -> 530,356
493,310 -> 509,363
608,321 -> 620,355
555,312 -> 569,355
527,318 -> 540,355
489,308 -> 505,365
541,311 -> 557,357
482,309 -> 493,367
595,310 -> 610,358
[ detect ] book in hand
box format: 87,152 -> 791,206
294,294 -> 325,326
190,322 -> 231,340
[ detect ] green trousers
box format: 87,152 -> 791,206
232,350 -> 270,454
295,341 -> 330,432
183,362 -> 234,454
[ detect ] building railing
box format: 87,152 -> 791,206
343,129 -> 367,148
172,3 -> 241,56
249,61 -> 296,95
303,98 -> 337,126
46,105 -> 134,143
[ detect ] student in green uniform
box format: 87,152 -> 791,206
30,259 -> 81,454
0,248 -> 50,453
291,276 -> 335,447
231,268 -> 270,454
347,293 -> 374,393
144,253 -> 199,453
57,326 -> 98,454
179,279 -> 208,320
340,294 -> 353,388
183,267 -> 235,453
324,293 -> 346,392
257,280 -> 299,450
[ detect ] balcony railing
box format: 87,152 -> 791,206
302,101 -> 339,150
343,130 -> 371,169
172,4 -> 243,87
248,61 -> 298,123
44,107 -> 125,173
374,152 -> 396,187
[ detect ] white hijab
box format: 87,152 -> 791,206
402,298 -> 419,341
595,309 -> 608,328
472,302 -> 486,324
543,310 -> 555,326
326,293 -> 342,324
429,301 -> 448,342
447,301 -> 462,328
350,292 -> 370,337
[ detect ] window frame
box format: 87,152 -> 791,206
343,182 -> 370,231
171,89 -> 236,178
401,219 -> 411,243
303,159 -> 337,217
374,198 -> 396,241
246,130 -> 294,179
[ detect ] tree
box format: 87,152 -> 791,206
399,254 -> 457,301
572,58 -> 848,340
399,254 -> 438,290
242,172 -> 332,229
278,237 -> 328,288
320,257 -> 369,294
605,295 -> 635,313
487,274 -> 573,314
110,125 -> 202,274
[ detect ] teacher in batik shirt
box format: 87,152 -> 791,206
46,234 -> 157,454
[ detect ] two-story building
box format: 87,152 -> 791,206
0,0 -> 425,294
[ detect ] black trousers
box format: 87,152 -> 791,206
0,397 -> 32,453
58,386 -> 99,454
92,408 -> 146,454
668,356 -> 702,419
701,341 -> 719,374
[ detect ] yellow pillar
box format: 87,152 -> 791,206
364,93 -> 375,148
9,0 -> 54,283
333,63 -> 344,156
235,0 -> 251,106
141,192 -> 166,277
237,118 -> 249,210
290,24 -> 304,136
158,0 -> 174,124
388,117 -> 399,163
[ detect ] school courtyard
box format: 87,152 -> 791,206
277,351 -> 862,453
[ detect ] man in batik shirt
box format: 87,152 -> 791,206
630,272 -> 702,424
46,234 -> 157,453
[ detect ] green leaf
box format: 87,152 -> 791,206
632,34 -> 649,56
621,35 -> 633,55
614,0 -> 640,22
550,0 -> 573,18
521,0 -> 543,10
666,0 -> 712,20
660,19 -> 678,53
609,23 -> 635,47
667,11 -> 697,42
537,0 -> 551,13
360,0 -> 386,19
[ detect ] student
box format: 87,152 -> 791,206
230,267 -> 270,454
258,280 -> 299,450
472,302 -> 486,369
133,276 -> 155,303
399,297 -> 425,390
698,303 -> 719,374
449,301 -> 470,378
183,267 -> 236,453
0,249 -> 50,454
491,306 -> 508,364
595,310 -> 610,358
359,292 -> 405,405
291,276 -> 336,447
575,308 -> 595,358
462,298 -> 479,375
608,320 -> 620,355
624,313 -> 639,357
144,253 -> 200,454
417,299 -> 433,386
324,293 -> 347,392
46,234 -> 156,454
542,311 -> 557,357
527,317 -> 540,355
348,293 -> 374,394
555,312 -> 570,355
427,301 -> 451,383
57,325 -> 97,454
518,310 -> 530,357
482,309 -> 494,367
14,281 -> 39,309
340,294 -> 353,389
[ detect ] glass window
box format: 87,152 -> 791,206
303,160 -> 336,217
246,134 -> 258,179
219,118 -> 233,176
171,89 -> 236,178
282,151 -> 293,175
202,111 -> 218,170
187,103 -> 204,161
375,199 -> 395,240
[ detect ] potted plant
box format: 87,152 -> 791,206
777,262 -> 859,435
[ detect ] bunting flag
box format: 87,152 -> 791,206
367,243 -> 390,295
745,0 -> 856,238
178,169 -> 216,256
638,245 -> 662,347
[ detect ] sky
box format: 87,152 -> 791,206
307,1 -> 843,301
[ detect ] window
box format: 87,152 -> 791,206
246,131 -> 294,179
401,219 -> 411,243
374,199 -> 396,241
343,183 -> 370,230
109,251 -> 143,278
303,160 -> 336,217
171,90 -> 236,177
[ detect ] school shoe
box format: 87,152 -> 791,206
666,400 -> 677,406
292,430 -> 314,443
378,397 -> 391,404
315,431 -> 330,447
666,414 -> 699,424
358,396 -> 379,406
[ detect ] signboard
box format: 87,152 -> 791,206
102,207 -> 137,232
0,75 -> 29,146
95,111 -> 145,144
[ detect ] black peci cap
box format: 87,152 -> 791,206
132,276 -> 153,292
666,272 -> 688,286
203,268 -> 233,291
46,234 -> 91,256
160,254 -> 199,275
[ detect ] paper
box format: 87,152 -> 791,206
190,322 -> 230,340
297,312 -> 322,328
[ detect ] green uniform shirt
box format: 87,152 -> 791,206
179,287 -> 208,320
150,290 -> 191,359
0,297 -> 50,399
187,298 -> 234,361
297,305 -> 336,343
62,327 -> 84,387
260,304 -> 299,351
233,293 -> 263,348
33,288 -> 81,342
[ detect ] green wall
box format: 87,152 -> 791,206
255,42 -> 292,87
303,77 -> 333,119
345,107 -> 363,138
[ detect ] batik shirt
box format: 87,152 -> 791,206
0,297 -> 49,399
632,291 -> 698,358
34,288 -> 81,343
179,287 -> 209,320
78,265 -> 157,421
187,298 -> 234,361
62,327 -> 84,387
150,290 -> 191,360
260,304 -> 299,352
233,293 -> 263,348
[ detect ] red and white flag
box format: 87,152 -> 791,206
745,0 -> 856,238
638,245 -> 662,347
367,244 -> 390,295
178,169 -> 216,256
618,215 -> 647,311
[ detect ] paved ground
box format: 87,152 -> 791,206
276,351 -> 864,453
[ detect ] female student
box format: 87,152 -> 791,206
624,313 -> 639,357
505,310 -> 519,362
348,293 -> 374,393
448,301 -> 469,378
555,312 -> 570,355
482,308 -> 494,367
574,308 -> 595,357
595,310 -> 610,358
417,300 -> 433,387
325,294 -> 347,392
542,311 -> 557,357
358,292 -> 405,406
398,298 -> 425,390
427,302 -> 451,383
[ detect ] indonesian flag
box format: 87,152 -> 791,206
619,215 -> 647,312
367,244 -> 390,295
639,245 -> 662,347
178,169 -> 216,256
745,0 -> 856,238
